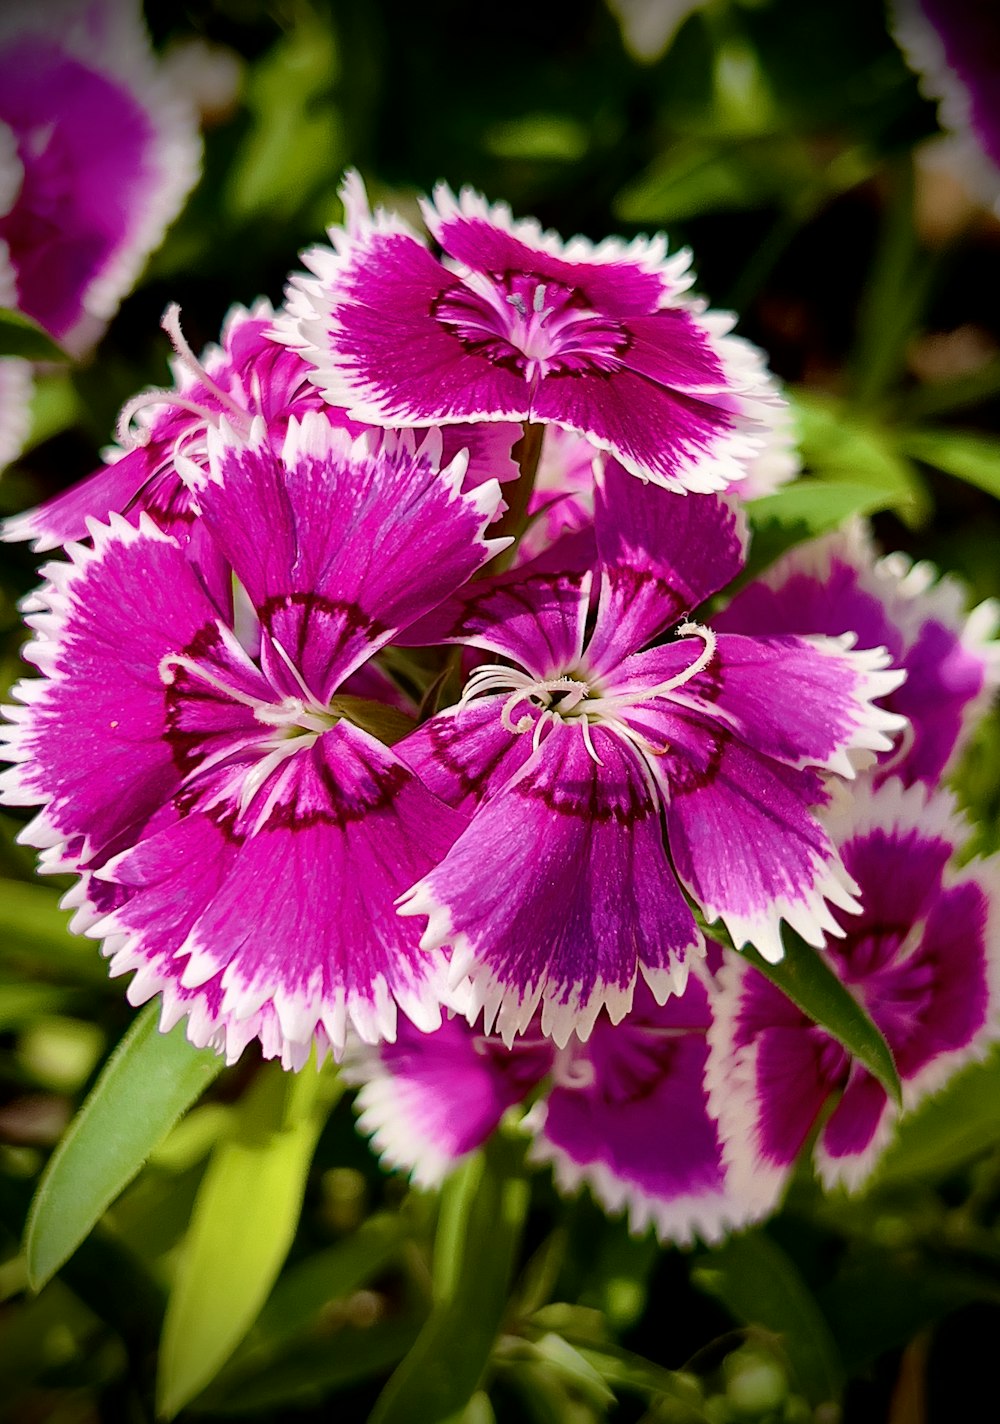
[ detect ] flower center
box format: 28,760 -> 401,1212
433,270 -> 629,383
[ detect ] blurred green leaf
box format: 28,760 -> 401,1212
0,983 -> 76,1030
370,1134 -> 530,1424
191,1320 -> 422,1415
206,1210 -> 409,1392
25,1004 -> 224,1290
0,309 -> 68,363
564,1339 -> 708,1416
25,373 -> 83,448
156,1059 -> 339,1419
693,1231 -> 843,1407
898,428 -> 1000,500
224,13 -> 344,223
741,930 -> 902,1107
0,879 -> 111,984
871,1045 -> 1000,1187
794,392 -> 931,524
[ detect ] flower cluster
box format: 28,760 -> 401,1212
3,169 -> 999,1242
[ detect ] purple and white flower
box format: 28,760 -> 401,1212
396,462 -> 906,1045
716,523 -> 1000,789
1,414 -> 507,1064
706,777 -> 1000,1207
0,0 -> 200,355
893,0 -> 1000,210
351,949 -> 762,1245
3,298 -> 520,560
280,173 -> 785,494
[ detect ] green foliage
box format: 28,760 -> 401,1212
0,309 -> 68,363
24,1004 -> 224,1291
157,1059 -> 340,1417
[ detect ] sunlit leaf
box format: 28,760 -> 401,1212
0,309 -> 68,363
741,930 -> 901,1106
205,1211 -> 409,1392
156,1059 -> 340,1419
369,1133 -> 530,1424
25,1004 -> 224,1290
693,1231 -> 844,1407
899,428 -> 1000,500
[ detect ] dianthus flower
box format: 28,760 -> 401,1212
1,414 -> 506,1064
396,462 -> 906,1044
280,173 -> 784,493
716,523 -> 1000,789
706,777 -> 1000,1204
4,301 -> 519,566
350,947 -> 760,1245
0,0 -> 200,464
0,0 -> 200,352
893,0 -> 1000,209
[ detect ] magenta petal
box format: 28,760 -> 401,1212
191,416 -> 505,699
585,460 -> 747,673
537,976 -> 757,1244
660,730 -> 859,962
400,722 -> 702,1047
350,1014 -> 552,1186
399,696 -> 541,814
295,224 -> 531,425
98,723 -> 469,1056
0,516 -> 219,865
0,3 -> 200,351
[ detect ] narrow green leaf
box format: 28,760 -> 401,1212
0,308 -> 69,362
370,1133 -> 530,1424
156,1060 -> 339,1419
898,428 -> 1000,500
694,1232 -> 844,1407
25,1004 -> 224,1291
206,1211 -> 408,1391
871,1044 -> 1000,1187
190,1321 -> 422,1415
741,931 -> 901,1106
0,878 -> 112,984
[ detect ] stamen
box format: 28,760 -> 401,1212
506,293 -> 528,319
501,676 -> 590,734
591,621 -> 717,712
268,636 -> 325,709
532,283 -> 547,314
551,1046 -> 595,1090
160,304 -> 252,428
159,652 -> 270,711
579,713 -> 603,766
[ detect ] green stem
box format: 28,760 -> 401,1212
488,421 -> 545,572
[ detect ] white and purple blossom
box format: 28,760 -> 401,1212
0,0 -> 200,356
351,949 -> 760,1246
280,173 -> 784,494
893,0 -> 1000,210
3,298 -> 520,559
716,523 -> 1000,789
706,777 -> 1000,1208
396,463 -> 906,1046
1,414 -> 507,1064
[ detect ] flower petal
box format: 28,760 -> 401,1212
400,722 -> 702,1048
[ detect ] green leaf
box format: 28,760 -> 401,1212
0,878 -> 112,984
370,1133 -> 530,1424
741,930 -> 901,1107
190,1321 -> 422,1415
24,1004 -> 224,1291
693,1231 -> 844,1407
871,1044 -> 1000,1187
205,1211 -> 409,1392
156,1060 -> 339,1419
898,428 -> 1000,500
0,308 -> 69,363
